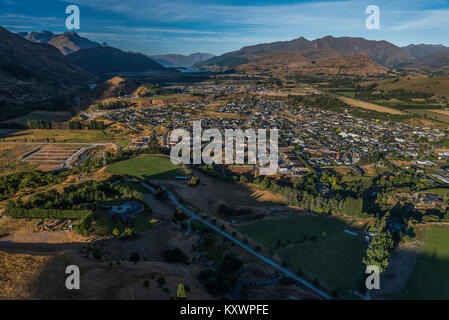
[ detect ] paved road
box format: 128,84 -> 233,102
140,180 -> 332,300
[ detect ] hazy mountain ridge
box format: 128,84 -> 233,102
414,52 -> 449,68
402,44 -> 449,59
151,53 -> 215,67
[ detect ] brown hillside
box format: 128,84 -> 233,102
295,54 -> 389,76
236,50 -> 388,76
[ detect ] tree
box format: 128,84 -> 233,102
362,232 -> 394,273
163,248 -> 188,263
147,131 -> 161,153
112,228 -> 120,237
129,252 -> 140,263
121,227 -> 135,239
188,176 -> 199,187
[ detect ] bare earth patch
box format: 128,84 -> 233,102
339,96 -> 404,115
375,241 -> 422,297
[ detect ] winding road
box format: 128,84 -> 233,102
139,180 -> 332,300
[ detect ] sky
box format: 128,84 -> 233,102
1,0 -> 449,55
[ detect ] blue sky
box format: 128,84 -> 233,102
1,0 -> 449,55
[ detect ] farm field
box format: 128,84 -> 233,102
396,225 -> 449,299
106,154 -> 186,180
0,144 -> 37,175
237,214 -> 370,295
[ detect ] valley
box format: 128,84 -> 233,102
0,23 -> 448,302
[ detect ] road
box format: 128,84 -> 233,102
139,180 -> 332,300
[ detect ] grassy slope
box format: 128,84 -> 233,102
106,154 -> 185,180
237,214 -> 368,295
363,75 -> 449,98
399,225 -> 449,299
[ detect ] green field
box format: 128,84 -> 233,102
237,214 -> 369,295
398,225 -> 449,299
106,154 -> 186,180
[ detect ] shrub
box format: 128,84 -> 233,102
129,252 -> 140,262
163,248 -> 188,263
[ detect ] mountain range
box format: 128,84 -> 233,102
66,44 -> 168,76
194,35 -> 415,71
0,27 -> 94,120
17,30 -> 168,76
3,26 -> 449,120
402,44 -> 449,59
151,53 -> 215,67
17,30 -> 100,55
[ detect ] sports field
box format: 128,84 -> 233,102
237,214 -> 369,295
398,225 -> 449,299
106,154 -> 186,180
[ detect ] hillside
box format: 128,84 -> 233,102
234,49 -> 387,77
88,76 -> 140,100
20,30 -> 55,43
414,52 -> 449,69
18,31 -> 100,55
66,45 -> 168,76
194,35 -> 414,70
151,53 -> 215,67
361,75 -> 449,98
48,32 -> 100,55
0,27 -> 94,121
287,54 -> 388,76
402,44 -> 449,58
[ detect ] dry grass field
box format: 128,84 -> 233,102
0,248 -> 212,300
164,170 -> 285,215
339,96 -> 405,115
362,75 -> 449,98
1,129 -> 109,143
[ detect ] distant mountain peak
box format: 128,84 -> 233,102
17,30 -> 100,55
195,35 -> 413,69
402,43 -> 449,58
